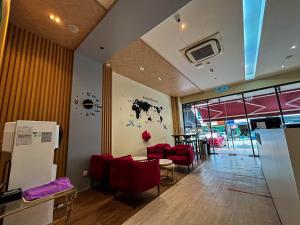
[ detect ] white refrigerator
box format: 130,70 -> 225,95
2,120 -> 59,225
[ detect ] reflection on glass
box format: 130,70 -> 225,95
277,83 -> 300,126
183,103 -> 196,133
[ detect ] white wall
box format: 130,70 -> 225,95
112,72 -> 174,157
67,52 -> 102,191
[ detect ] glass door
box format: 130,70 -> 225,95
207,94 -> 253,155
243,87 -> 281,155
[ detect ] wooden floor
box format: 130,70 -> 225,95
56,162 -> 196,225
123,154 -> 281,225
63,155 -> 281,225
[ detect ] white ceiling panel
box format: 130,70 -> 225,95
142,0 -> 245,91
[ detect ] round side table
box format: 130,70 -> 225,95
159,159 -> 175,184
132,156 -> 147,161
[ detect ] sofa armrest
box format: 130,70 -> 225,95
110,159 -> 134,193
186,147 -> 195,164
89,154 -> 113,181
131,160 -> 160,194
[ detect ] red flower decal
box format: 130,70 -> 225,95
142,130 -> 151,142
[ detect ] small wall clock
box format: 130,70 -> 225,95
74,91 -> 102,117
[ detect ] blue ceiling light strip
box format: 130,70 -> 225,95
243,0 -> 266,80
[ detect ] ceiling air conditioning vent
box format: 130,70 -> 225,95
180,33 -> 223,67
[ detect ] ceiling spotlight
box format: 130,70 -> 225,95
49,14 -> 61,24
158,77 -> 162,81
281,65 -> 285,68
180,23 -> 186,30
290,45 -> 297,49
139,66 -> 145,71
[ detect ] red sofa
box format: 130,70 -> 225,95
167,145 -> 194,172
110,156 -> 160,208
89,154 -> 113,190
209,136 -> 225,147
147,143 -> 171,160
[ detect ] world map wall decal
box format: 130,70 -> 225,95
123,96 -> 167,130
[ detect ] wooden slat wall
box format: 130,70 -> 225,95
171,96 -> 181,135
0,23 -> 73,179
101,64 -> 112,154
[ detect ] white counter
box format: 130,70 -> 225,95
257,128 -> 300,225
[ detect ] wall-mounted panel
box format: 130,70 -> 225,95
0,24 -> 73,178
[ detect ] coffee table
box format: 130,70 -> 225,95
132,156 -> 147,161
159,159 -> 175,184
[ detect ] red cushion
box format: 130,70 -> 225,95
174,145 -> 187,155
147,143 -> 171,155
166,145 -> 194,166
148,153 -> 164,160
110,158 -> 160,196
167,155 -> 187,165
165,146 -> 176,157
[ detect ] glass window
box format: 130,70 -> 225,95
183,103 -> 196,134
243,88 -> 281,119
277,83 -> 300,125
182,82 -> 300,156
194,101 -> 210,138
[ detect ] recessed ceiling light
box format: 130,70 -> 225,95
49,14 -> 61,24
290,45 -> 297,49
180,23 -> 186,30
281,65 -> 285,68
158,77 -> 162,81
139,66 -> 145,71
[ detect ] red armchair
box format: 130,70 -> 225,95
147,143 -> 171,160
209,136 -> 225,147
167,145 -> 194,172
110,157 -> 160,207
89,154 -> 113,190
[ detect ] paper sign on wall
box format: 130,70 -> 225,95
41,132 -> 52,143
16,126 -> 33,146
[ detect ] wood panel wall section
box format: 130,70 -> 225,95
171,96 -> 181,135
101,64 -> 112,154
0,23 -> 73,180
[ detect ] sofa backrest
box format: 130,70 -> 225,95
147,143 -> 171,154
89,154 -> 113,181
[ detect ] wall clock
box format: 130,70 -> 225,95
74,91 -> 101,117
